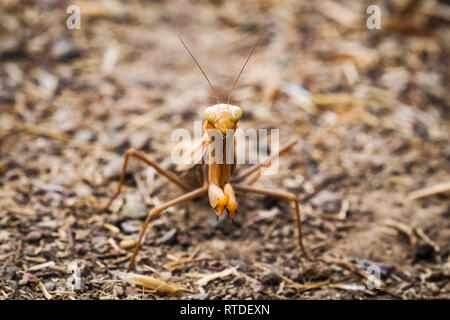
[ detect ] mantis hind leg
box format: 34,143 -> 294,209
232,183 -> 309,260
128,185 -> 208,270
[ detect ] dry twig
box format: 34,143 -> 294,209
409,182 -> 450,200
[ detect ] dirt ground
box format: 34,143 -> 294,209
1,0 -> 449,300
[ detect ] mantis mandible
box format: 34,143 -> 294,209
105,34 -> 309,270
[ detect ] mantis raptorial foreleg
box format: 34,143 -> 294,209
105,148 -> 191,210
232,183 -> 309,260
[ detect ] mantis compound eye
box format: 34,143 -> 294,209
230,106 -> 242,121
204,107 -> 216,122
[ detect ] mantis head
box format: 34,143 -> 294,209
178,33 -> 262,136
204,104 -> 242,135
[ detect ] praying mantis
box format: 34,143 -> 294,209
105,34 -> 309,270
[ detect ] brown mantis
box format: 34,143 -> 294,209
105,34 -> 309,270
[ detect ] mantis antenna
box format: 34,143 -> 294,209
178,36 -> 220,105
226,32 -> 265,106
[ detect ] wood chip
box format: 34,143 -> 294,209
316,1 -> 359,28
38,282 -> 53,300
255,262 -> 329,293
383,219 -> 417,245
409,181 -> 450,200
0,252 -> 15,261
119,238 -> 137,249
28,261 -> 56,271
107,238 -> 121,252
164,258 -> 209,272
330,283 -> 376,296
196,267 -> 239,287
104,223 -> 120,234
25,256 -> 47,263
114,272 -> 183,295
414,227 -> 440,253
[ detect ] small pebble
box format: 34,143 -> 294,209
155,228 -> 177,245
126,286 -> 139,298
119,238 -> 137,249
128,130 -> 150,150
24,231 -> 42,241
91,236 -> 107,251
260,272 -> 282,286
191,292 -> 209,300
44,281 -> 55,291
73,129 -> 96,143
311,190 -> 342,213
74,184 -> 92,198
114,285 -> 125,297
37,220 -> 59,230
50,38 -> 81,60
19,273 -> 39,285
122,194 -> 146,219
120,220 -> 141,234
232,277 -> 246,286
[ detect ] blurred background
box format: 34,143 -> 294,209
0,0 -> 449,299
